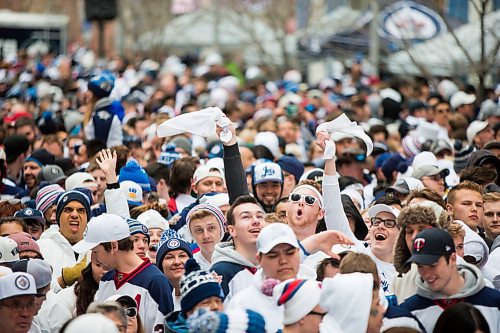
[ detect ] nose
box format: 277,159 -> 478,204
208,299 -> 220,311
210,183 -> 218,192
278,253 -> 288,265
203,229 -> 211,240
251,215 -> 261,226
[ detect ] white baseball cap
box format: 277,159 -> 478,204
368,204 -> 400,219
64,313 -> 119,333
0,237 -> 20,264
450,91 -> 476,109
256,223 -> 299,254
72,214 -> 131,254
65,172 -> 97,191
466,120 -> 489,144
121,180 -> 143,206
193,165 -> 224,185
137,210 -> 169,231
0,272 -> 37,300
253,162 -> 283,184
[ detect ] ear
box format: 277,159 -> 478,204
256,253 -> 261,263
446,203 -> 453,214
110,240 -> 119,253
191,182 -> 198,195
227,224 -> 236,238
317,208 -> 325,221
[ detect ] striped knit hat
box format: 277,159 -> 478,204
55,190 -> 91,224
187,308 -> 266,333
274,279 -> 322,325
179,258 -> 224,315
36,184 -> 64,214
186,203 -> 226,241
125,218 -> 150,242
156,230 -> 192,274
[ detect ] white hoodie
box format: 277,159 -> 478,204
320,272 -> 373,333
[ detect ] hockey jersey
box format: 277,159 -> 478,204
95,259 -> 174,333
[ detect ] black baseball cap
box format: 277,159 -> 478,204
405,228 -> 455,266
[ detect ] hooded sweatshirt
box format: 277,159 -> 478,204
400,263 -> 500,333
320,272 -> 373,333
211,242 -> 257,304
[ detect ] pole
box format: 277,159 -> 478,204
98,19 -> 105,58
369,0 -> 380,77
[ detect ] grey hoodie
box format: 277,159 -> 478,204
416,262 -> 485,300
211,242 -> 257,303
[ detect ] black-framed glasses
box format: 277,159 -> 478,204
308,310 -> 326,318
289,193 -> 318,206
125,307 -> 137,318
370,217 -> 397,228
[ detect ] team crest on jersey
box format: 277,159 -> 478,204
117,273 -> 124,281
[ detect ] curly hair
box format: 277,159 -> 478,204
394,205 -> 439,274
295,179 -> 322,194
130,202 -> 170,219
406,189 -> 446,209
74,263 -> 99,315
460,166 -> 497,186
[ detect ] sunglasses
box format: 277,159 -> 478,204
370,217 -> 397,228
289,193 -> 319,206
125,307 -> 137,318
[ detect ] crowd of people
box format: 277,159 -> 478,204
0,47 -> 499,333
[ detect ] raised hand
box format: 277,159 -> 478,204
96,148 -> 118,183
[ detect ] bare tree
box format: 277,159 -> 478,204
393,0 -> 499,101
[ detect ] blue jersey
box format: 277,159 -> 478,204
95,259 -> 174,333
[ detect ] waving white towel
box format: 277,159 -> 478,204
316,114 -> 373,160
156,107 -> 232,142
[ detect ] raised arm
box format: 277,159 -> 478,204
217,120 -> 248,204
96,149 -> 130,218
316,131 -> 356,240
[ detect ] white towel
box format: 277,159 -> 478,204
316,114 -> 373,160
156,106 -> 232,142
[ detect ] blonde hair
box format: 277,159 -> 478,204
446,222 -> 465,239
483,192 -> 500,203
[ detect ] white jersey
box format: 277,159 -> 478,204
95,259 -> 174,333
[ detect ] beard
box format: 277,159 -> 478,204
288,216 -> 318,229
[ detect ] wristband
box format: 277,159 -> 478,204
106,182 -> 120,189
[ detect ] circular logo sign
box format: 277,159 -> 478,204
167,239 -> 180,249
25,209 -> 33,216
15,275 -> 30,290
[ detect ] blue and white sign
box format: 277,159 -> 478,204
378,1 -> 446,41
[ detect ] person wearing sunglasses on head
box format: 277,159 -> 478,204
106,294 -> 145,333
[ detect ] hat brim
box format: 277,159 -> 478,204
387,185 -> 409,195
254,178 -> 283,185
21,216 -> 46,226
258,236 -> 299,254
72,239 -> 99,254
405,254 -> 441,267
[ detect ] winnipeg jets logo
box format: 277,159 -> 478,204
261,166 -> 276,178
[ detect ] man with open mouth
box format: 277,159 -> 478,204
37,189 -> 91,291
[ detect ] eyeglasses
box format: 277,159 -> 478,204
289,193 -> 318,206
422,175 -> 443,182
308,310 -> 326,318
370,217 -> 397,228
0,298 -> 36,311
125,307 -> 137,318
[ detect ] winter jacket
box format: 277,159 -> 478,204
400,263 -> 500,333
164,311 -> 188,333
84,97 -> 123,148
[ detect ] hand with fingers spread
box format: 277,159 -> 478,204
301,230 -> 355,260
96,148 -> 118,184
